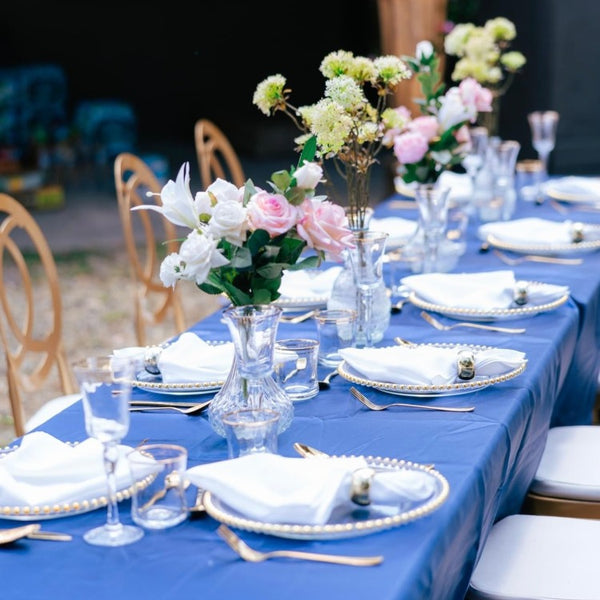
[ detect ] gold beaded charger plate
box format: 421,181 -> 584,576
407,283 -> 570,322
129,339 -> 227,396
484,229 -> 600,256
274,296 -> 329,311
202,455 -> 449,540
337,343 -> 527,398
0,442 -> 145,521
131,371 -> 223,396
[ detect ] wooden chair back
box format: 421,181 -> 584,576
114,152 -> 186,346
194,119 -> 245,190
0,193 -> 76,437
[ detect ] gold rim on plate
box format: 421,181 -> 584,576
407,283 -> 570,322
0,442 -> 148,521
337,343 -> 527,397
202,455 -> 449,540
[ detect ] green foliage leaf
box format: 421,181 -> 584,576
271,170 -> 292,192
299,135 -> 317,165
246,229 -> 270,256
229,245 -> 253,269
286,185 -> 306,206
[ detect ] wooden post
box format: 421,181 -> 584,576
377,0 -> 448,114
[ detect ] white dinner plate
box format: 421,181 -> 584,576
544,177 -> 600,203
483,228 -> 600,256
203,455 -> 449,540
0,442 -> 146,521
407,282 -> 570,322
337,343 -> 527,397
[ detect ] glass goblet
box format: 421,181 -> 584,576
527,110 -> 560,176
73,355 -> 144,547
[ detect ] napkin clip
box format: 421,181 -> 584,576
512,281 -> 529,306
456,350 -> 476,381
570,221 -> 585,243
350,467 -> 376,506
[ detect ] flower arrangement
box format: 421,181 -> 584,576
444,16 -> 526,95
252,50 -> 413,229
134,148 -> 353,307
390,41 -> 493,184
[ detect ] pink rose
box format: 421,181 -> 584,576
458,78 -> 493,114
296,198 -> 354,262
393,131 -> 429,164
409,116 -> 438,141
454,124 -> 471,146
246,190 -> 299,237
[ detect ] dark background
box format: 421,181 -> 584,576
2,0 -> 599,179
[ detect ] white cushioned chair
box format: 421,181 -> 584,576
468,513 -> 600,599
521,425 -> 600,519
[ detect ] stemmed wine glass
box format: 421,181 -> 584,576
527,110 -> 560,176
73,355 -> 144,547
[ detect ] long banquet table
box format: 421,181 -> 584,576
3,186 -> 600,600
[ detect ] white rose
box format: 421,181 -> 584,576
159,252 -> 184,288
178,230 -> 229,285
416,40 -> 434,60
208,201 -> 248,245
206,178 -> 243,203
294,161 -> 323,190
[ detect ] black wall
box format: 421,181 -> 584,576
3,0 -> 600,174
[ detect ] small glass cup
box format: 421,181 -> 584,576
222,408 -> 280,458
516,159 -> 545,203
129,443 -> 189,530
314,309 -> 357,367
273,338 -> 319,401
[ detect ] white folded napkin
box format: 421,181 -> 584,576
545,176 -> 600,201
278,266 -> 342,299
339,345 -> 526,386
157,332 -> 234,383
395,172 -> 473,205
370,217 -> 418,249
401,270 -> 569,309
186,453 -> 437,526
437,171 -> 473,204
478,217 -> 600,245
0,432 -> 134,507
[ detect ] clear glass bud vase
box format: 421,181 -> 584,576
208,304 -> 293,437
414,183 -> 450,274
347,231 -> 389,348
328,209 -> 391,346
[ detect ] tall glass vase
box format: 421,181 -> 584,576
328,208 -> 391,346
207,304 -> 293,438
414,184 -> 450,274
347,231 -> 389,348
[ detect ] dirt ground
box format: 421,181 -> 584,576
0,248 -> 222,446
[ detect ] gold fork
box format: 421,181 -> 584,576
420,311 -> 526,334
350,386 -> 475,413
492,248 -> 583,266
217,524 -> 383,566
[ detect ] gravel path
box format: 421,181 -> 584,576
0,248 -> 221,446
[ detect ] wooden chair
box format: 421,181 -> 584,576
194,119 -> 245,190
113,152 -> 186,346
521,425 -> 600,519
0,193 -> 79,438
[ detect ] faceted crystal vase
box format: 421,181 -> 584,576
208,304 -> 293,437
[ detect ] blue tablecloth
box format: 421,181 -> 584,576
2,190 -> 599,600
